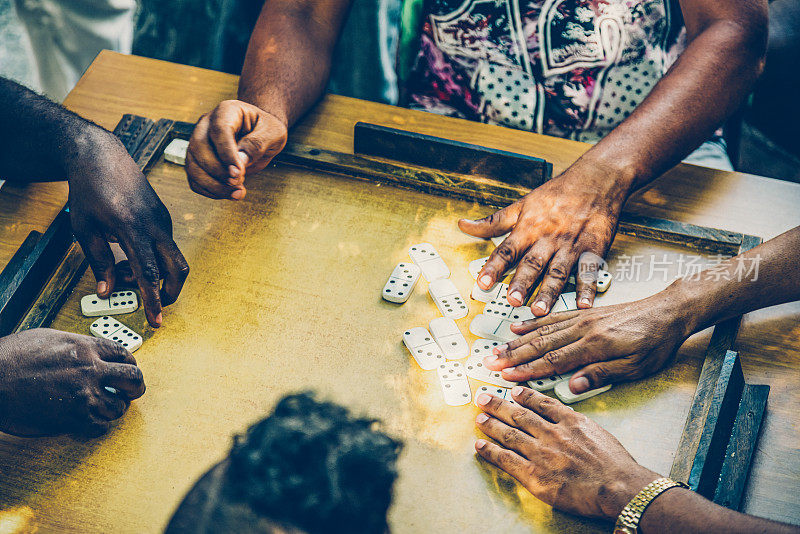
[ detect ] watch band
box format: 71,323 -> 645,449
613,477 -> 689,534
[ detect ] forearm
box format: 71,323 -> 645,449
640,487 -> 799,533
573,14 -> 766,193
238,0 -> 352,127
0,77 -> 108,182
667,226 -> 800,335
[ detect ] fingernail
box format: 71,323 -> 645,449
228,165 -> 240,178
479,275 -> 493,287
476,413 -> 490,423
511,322 -> 523,328
534,301 -> 547,313
502,366 -> 516,376
579,297 -> 591,307
476,394 -> 491,406
238,150 -> 250,166
493,344 -> 508,354
511,385 -> 524,396
97,281 -> 108,294
156,313 -> 163,325
484,354 -> 498,364
231,189 -> 245,200
509,291 -> 523,304
572,376 -> 590,393
475,439 -> 487,450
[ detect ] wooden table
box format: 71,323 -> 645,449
0,51 -> 798,533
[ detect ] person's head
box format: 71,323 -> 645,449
165,392 -> 402,534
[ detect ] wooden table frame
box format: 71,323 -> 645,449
0,113 -> 769,512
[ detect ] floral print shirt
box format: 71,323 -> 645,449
406,0 -> 686,143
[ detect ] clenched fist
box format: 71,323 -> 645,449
186,100 -> 288,200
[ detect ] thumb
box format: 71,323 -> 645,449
570,359 -> 639,393
237,115 -> 288,175
458,203 -> 520,238
76,231 -> 116,298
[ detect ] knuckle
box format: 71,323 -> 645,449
510,409 -> 531,426
241,135 -> 267,155
593,365 -> 610,384
547,263 -> 570,281
494,244 -> 516,263
542,350 -> 561,370
502,428 -> 520,444
141,262 -> 161,284
497,448 -> 519,466
528,336 -> 546,354
521,254 -> 546,272
537,396 -> 561,412
535,324 -> 555,336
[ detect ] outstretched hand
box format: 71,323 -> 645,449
474,386 -> 658,519
482,290 -> 691,391
460,164 -> 629,314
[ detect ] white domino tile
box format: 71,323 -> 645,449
382,262 -> 421,303
554,379 -> 612,404
436,361 -> 471,406
468,257 -> 489,279
465,355 -> 517,388
568,269 -> 612,293
428,279 -> 468,319
484,293 -> 535,323
470,338 -> 502,359
408,243 -> 450,282
164,139 -> 189,165
80,291 -> 139,317
429,317 -> 469,359
402,327 -> 446,370
471,282 -> 508,303
551,291 -> 578,313
90,316 -> 142,352
473,385 -> 516,407
526,373 -> 571,392
469,314 -> 519,343
490,233 -> 510,247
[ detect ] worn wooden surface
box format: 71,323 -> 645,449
0,51 -> 798,532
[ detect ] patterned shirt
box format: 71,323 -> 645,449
406,0 -> 686,143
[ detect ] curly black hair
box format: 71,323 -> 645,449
223,392 -> 402,534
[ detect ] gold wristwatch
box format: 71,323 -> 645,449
613,477 -> 689,534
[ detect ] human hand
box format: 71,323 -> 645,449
459,164 -> 630,314
474,386 -> 658,519
0,329 -> 145,438
67,130 -> 189,328
186,100 -> 288,200
484,289 -> 691,391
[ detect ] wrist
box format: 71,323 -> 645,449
658,278 -> 708,338
599,466 -> 661,520
63,124 -> 119,180
236,90 -> 290,129
569,148 -> 638,200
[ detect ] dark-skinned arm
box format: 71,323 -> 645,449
185,0 -> 352,200
463,0 -> 768,316
487,225 -> 800,390
474,387 -> 799,533
0,77 -> 188,327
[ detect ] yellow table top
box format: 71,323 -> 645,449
0,51 -> 798,533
